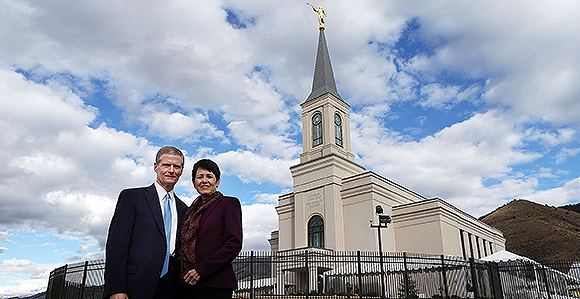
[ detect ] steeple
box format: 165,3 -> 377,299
305,30 -> 343,103
300,28 -> 354,164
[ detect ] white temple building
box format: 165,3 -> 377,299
268,28 -> 505,260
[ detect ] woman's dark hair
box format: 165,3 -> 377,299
192,159 -> 221,181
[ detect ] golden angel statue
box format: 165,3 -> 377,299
307,3 -> 327,29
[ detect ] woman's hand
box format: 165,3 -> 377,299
183,268 -> 201,285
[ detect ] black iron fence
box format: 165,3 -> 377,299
46,259 -> 105,299
46,249 -> 580,299
233,249 -> 502,298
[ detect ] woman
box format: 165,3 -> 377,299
179,159 -> 243,299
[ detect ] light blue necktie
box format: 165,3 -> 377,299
161,193 -> 171,277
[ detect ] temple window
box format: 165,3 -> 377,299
308,215 -> 324,248
334,113 -> 343,147
312,113 -> 322,147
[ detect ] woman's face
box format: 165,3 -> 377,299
193,167 -> 220,197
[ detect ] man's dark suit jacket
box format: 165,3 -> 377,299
191,194 -> 243,289
103,184 -> 187,299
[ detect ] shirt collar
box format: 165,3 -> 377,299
154,181 -> 175,202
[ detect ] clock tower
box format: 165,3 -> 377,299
300,30 -> 355,164
276,29 -> 366,252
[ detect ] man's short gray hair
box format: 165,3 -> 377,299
155,146 -> 184,167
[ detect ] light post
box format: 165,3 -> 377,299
370,205 -> 391,299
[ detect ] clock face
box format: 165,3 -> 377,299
313,113 -> 322,125
334,114 -> 341,125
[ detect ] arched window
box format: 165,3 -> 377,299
308,215 -> 324,248
334,113 -> 343,147
312,113 -> 322,147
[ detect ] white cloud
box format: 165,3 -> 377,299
66,251 -> 105,262
0,67 -> 161,250
242,203 -> 278,251
527,127 -> 578,147
3,0 -> 580,127
214,151 -> 297,187
0,258 -> 59,297
142,109 -> 226,142
0,70 -> 94,135
525,177 -> 580,207
394,1 -> 580,124
42,191 -> 114,236
338,49 -> 398,105
252,192 -> 286,205
555,148 -> 580,164
419,83 -> 481,109
0,231 -> 13,243
351,109 -> 543,215
9,153 -> 78,184
239,191 -> 289,251
0,247 -> 7,254
227,121 -> 300,159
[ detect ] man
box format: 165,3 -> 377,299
104,146 -> 188,299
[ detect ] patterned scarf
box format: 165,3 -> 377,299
178,191 -> 222,282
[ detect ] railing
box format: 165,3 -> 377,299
46,260 -> 105,299
494,259 -> 580,299
234,249 -> 502,298
46,250 -> 580,299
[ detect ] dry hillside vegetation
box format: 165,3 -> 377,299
480,199 -> 580,262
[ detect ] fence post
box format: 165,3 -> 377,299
541,265 -> 552,299
60,264 -> 68,299
357,250 -> 363,298
403,252 -> 409,298
487,261 -> 503,299
47,265 -> 67,299
79,261 -> 89,299
46,270 -> 54,299
469,257 -> 480,299
440,255 -> 449,298
305,250 -> 309,299
275,251 -> 285,295
379,243 -> 385,298
250,251 -> 255,299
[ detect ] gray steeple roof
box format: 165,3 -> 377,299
305,29 -> 343,103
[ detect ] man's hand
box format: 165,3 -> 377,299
183,268 -> 201,285
110,293 -> 128,299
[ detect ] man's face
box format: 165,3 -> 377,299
154,154 -> 183,191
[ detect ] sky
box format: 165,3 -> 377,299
1,0 -> 580,296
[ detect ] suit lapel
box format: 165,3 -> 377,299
199,195 -> 223,229
144,184 -> 165,237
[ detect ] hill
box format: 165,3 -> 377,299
562,202 -> 580,214
480,199 -> 580,262
3,292 -> 45,299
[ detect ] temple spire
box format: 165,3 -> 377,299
305,29 -> 343,103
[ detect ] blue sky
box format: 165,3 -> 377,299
1,0 -> 580,296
